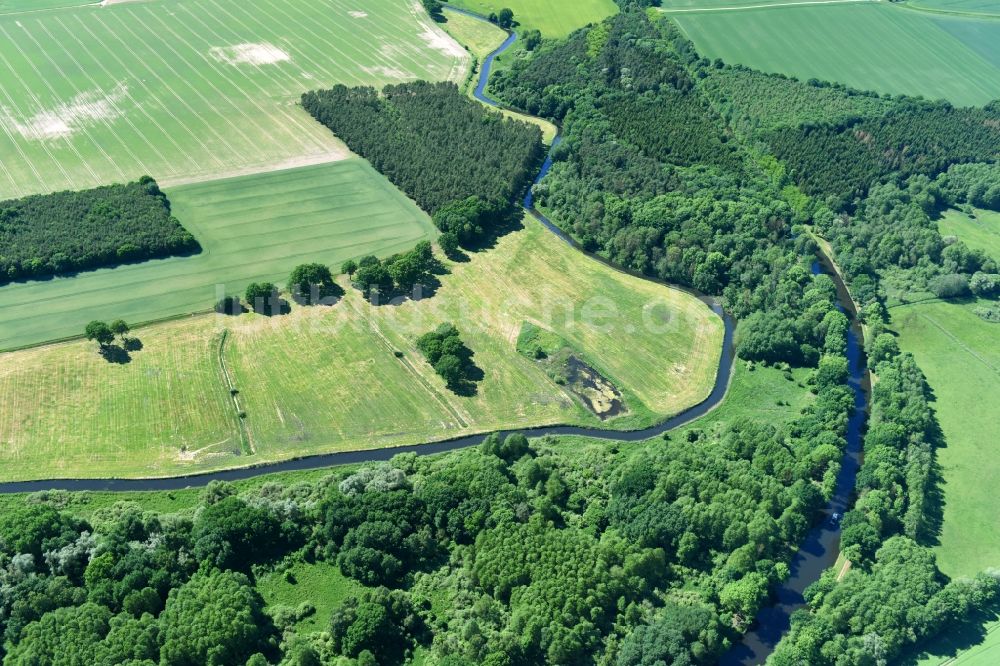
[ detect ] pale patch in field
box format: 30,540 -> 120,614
348,10 -> 368,18
418,27 -> 467,58
362,64 -> 408,79
209,43 -> 291,66
0,83 -> 127,141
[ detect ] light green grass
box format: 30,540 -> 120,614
672,3 -> 1000,106
0,0 -> 467,199
0,216 -> 723,481
445,0 -> 618,37
893,299 -> 1000,578
0,159 -> 436,351
939,208 -> 1000,258
258,560 -> 362,634
673,360 -> 813,439
538,360 -> 815,463
441,6 -> 508,58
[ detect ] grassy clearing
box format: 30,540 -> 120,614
0,0 -> 467,199
892,299 -> 1000,578
0,159 -> 436,350
938,207 -> 1000,257
0,216 -> 722,481
445,0 -> 618,37
258,560 -> 362,634
672,3 -> 1000,106
541,360 -> 814,460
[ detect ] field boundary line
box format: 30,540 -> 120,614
157,152 -> 349,188
897,0 -> 1000,21
660,0 -> 877,13
217,329 -> 255,455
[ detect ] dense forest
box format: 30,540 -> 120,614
697,65 -> 1000,209
0,177 -> 197,284
301,82 -> 543,215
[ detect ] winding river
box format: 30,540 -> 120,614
0,13 -> 871,666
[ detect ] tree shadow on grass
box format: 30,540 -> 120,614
897,599 -> 1000,665
99,345 -> 131,364
446,360 -> 484,397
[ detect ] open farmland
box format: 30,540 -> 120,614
0,159 -> 437,350
445,0 -> 618,37
893,299 -> 1000,578
672,3 -> 1000,106
0,0 -> 467,199
0,217 -> 723,481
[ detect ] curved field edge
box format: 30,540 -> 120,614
0,216 -> 723,482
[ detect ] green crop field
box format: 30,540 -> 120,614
0,159 -> 437,351
0,216 -> 723,481
893,299 -> 1000,578
672,3 -> 1000,106
0,0 -> 467,199
939,208 -> 1000,257
445,0 -> 618,37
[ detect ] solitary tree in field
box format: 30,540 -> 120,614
84,320 -> 115,349
341,259 -> 358,278
109,319 -> 130,343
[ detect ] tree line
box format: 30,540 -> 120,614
0,176 -> 198,284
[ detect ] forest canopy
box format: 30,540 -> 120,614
302,82 -> 544,214
0,176 -> 197,284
